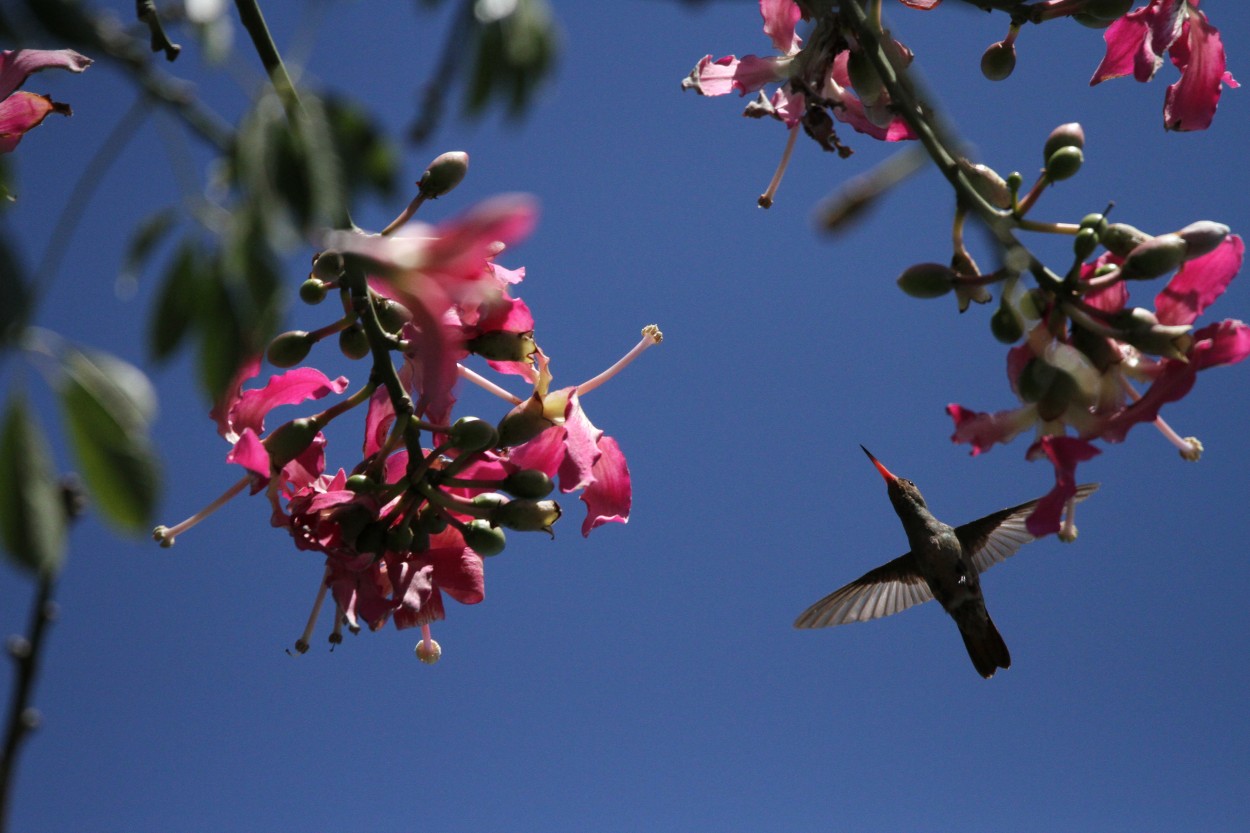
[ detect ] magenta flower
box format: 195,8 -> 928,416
0,48 -> 91,152
1091,0 -> 1238,131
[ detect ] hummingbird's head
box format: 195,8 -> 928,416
860,446 -> 928,513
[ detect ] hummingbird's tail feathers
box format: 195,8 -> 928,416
952,603 -> 1011,679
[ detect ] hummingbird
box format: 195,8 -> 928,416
794,447 -> 1098,678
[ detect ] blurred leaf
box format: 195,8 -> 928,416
466,0 -> 558,118
324,96 -> 399,201
20,0 -> 104,51
0,394 -> 67,576
149,238 -> 206,360
0,225 -> 32,347
122,209 -> 179,290
58,346 -> 160,533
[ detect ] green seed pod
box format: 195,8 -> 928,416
466,330 -> 538,362
1045,146 -> 1083,182
1079,213 -> 1108,236
496,395 -> 555,448
449,416 -> 500,453
980,41 -> 1016,82
299,278 -> 328,305
471,492 -> 508,512
264,418 -> 321,468
896,262 -> 956,299
1073,227 -> 1100,261
374,298 -> 412,333
415,507 -> 447,534
990,303 -> 1024,344
1176,221 -> 1230,260
266,330 -> 313,368
1120,233 -> 1188,280
345,473 -> 374,493
417,151 -> 469,199
1043,123 -> 1085,161
338,324 -> 371,360
502,469 -> 554,499
1099,222 -> 1152,257
493,498 -> 562,533
312,250 -> 344,281
462,519 -> 506,557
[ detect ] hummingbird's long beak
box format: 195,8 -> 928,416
860,446 -> 898,483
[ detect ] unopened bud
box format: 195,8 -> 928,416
493,498 -> 562,534
980,41 -> 1016,81
1045,146 -> 1083,182
266,331 -> 313,368
496,395 -> 555,447
1043,123 -> 1085,161
1099,222 -> 1151,257
1176,221 -> 1229,260
466,330 -> 538,362
462,519 -> 507,556
990,303 -> 1023,344
958,159 -> 1013,209
312,250 -> 344,281
374,298 -> 412,333
449,416 -> 499,453
417,151 -> 469,199
299,278 -> 328,304
345,473 -> 374,493
502,469 -> 554,499
1109,307 -> 1194,359
1073,227 -> 1100,261
1120,233 -> 1187,280
263,418 -> 321,468
1079,212 -> 1108,236
897,262 -> 955,299
338,324 -> 371,360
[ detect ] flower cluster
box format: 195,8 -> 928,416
155,153 -> 662,659
0,48 -> 91,154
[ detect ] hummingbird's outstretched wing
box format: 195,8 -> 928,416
793,553 -> 933,628
959,482 -> 1099,575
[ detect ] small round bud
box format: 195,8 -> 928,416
345,473 -> 373,493
1045,146 -> 1083,182
1120,233 -> 1187,280
449,416 -> 500,452
418,151 -> 469,199
493,498 -> 562,533
263,417 -> 321,468
338,324 -> 371,360
1043,122 -> 1085,161
1176,221 -> 1229,260
374,298 -> 412,333
980,41 -> 1016,81
415,507 -> 448,534
312,250 -> 345,281
1099,222 -> 1151,257
471,493 -> 508,512
1073,227 -> 1100,261
1079,213 -> 1108,236
990,304 -> 1024,344
1005,171 -> 1024,192
462,519 -> 507,556
299,278 -> 328,305
7,635 -> 31,659
502,469 -> 554,499
415,638 -> 442,664
896,262 -> 955,299
266,331 -> 313,368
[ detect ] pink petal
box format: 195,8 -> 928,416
580,436 -> 631,537
362,386 -> 394,457
0,92 -> 67,152
508,424 -> 567,478
0,48 -> 92,99
947,403 -> 1036,455
228,367 -> 349,442
1091,0 -> 1184,85
226,429 -> 271,479
1192,319 -> 1250,369
760,0 -> 802,55
897,0 -> 942,7
209,356 -> 262,439
1096,359 -> 1197,443
1163,9 -> 1239,131
556,393 -> 603,493
1155,235 -> 1243,325
1024,436 -> 1100,536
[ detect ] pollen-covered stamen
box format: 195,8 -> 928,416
1117,375 -> 1203,460
458,363 -> 525,404
1059,494 -> 1080,543
576,325 -> 664,396
291,568 -> 331,656
759,123 -> 800,209
152,475 -> 252,547
415,623 -> 442,664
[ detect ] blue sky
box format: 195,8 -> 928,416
2,2 -> 1249,831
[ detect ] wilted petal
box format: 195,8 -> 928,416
947,403 -> 1036,455
1191,319 -> 1250,369
0,48 -> 92,98
580,436 -> 631,537
0,92 -> 66,152
1091,0 -> 1184,85
557,393 -> 603,493
1163,8 -> 1239,131
761,0 -> 802,55
1025,436 -> 1100,536
1155,235 -> 1243,325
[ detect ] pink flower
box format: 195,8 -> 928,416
0,48 -> 91,152
1024,436 -> 1101,536
683,0 -> 802,101
1091,0 -> 1238,131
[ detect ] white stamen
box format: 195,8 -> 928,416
577,325 -> 663,396
458,363 -> 524,404
152,475 -> 251,547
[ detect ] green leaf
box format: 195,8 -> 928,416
0,224 -> 31,346
58,346 -> 161,533
0,394 -> 67,576
149,238 -> 206,360
122,209 -> 179,290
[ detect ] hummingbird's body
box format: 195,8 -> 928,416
795,448 -> 1097,678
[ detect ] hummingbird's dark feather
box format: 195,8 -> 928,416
793,552 -> 933,628
960,483 -> 1099,575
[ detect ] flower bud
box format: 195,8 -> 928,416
417,151 -> 469,199
502,469 -> 554,499
415,638 -> 442,664
466,330 -> 538,362
1045,146 -> 1083,182
493,498 -> 562,534
299,278 -> 328,305
990,303 -> 1023,344
1099,222 -> 1151,257
471,492 -> 508,512
1073,227 -> 1100,261
345,473 -> 374,493
980,41 -> 1016,81
1176,221 -> 1229,260
312,250 -> 344,281
462,519 -> 506,556
957,159 -> 1013,209
896,262 -> 955,299
266,330 -> 313,368
1078,212 -> 1108,236
264,418 -> 321,468
374,298 -> 412,333
1109,307 -> 1194,359
415,507 -> 447,534
1120,233 -> 1187,280
497,395 -> 555,447
1043,123 -> 1085,161
449,416 -> 499,453
337,324 -> 370,360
